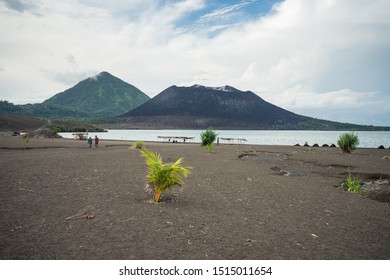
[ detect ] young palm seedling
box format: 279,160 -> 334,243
345,172 -> 365,195
140,149 -> 191,203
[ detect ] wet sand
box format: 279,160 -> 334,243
1,134 -> 389,259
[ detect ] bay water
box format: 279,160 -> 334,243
59,130 -> 390,148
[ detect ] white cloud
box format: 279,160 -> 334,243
199,0 -> 254,22
0,0 -> 389,125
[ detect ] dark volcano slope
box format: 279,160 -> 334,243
118,85 -> 314,129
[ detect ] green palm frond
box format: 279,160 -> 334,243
140,148 -> 162,167
140,149 -> 191,203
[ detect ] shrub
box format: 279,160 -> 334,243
23,135 -> 30,147
132,140 -> 144,149
140,149 -> 191,203
337,132 -> 359,153
345,172 -> 365,195
200,128 -> 217,147
48,125 -> 66,133
205,143 -> 214,153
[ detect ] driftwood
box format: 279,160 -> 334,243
65,206 -> 95,220
18,188 -> 34,192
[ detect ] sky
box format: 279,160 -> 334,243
0,0 -> 389,126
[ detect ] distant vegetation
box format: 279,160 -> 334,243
47,124 -> 105,133
337,132 -> 359,153
22,135 -> 30,148
0,100 -> 90,119
200,128 -> 217,153
132,140 -> 144,149
0,113 -> 106,133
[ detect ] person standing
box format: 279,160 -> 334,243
94,135 -> 99,148
87,136 -> 93,148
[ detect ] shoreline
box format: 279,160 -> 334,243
58,129 -> 390,149
1,133 -> 387,150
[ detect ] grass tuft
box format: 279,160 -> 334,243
337,132 -> 359,153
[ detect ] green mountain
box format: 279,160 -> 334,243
0,72 -> 150,119
42,71 -> 150,118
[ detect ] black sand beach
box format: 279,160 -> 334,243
0,133 -> 389,259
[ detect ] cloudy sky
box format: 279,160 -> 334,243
1,0 -> 389,126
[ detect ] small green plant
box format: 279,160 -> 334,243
200,128 -> 217,152
140,149 -> 191,203
132,140 -> 144,149
345,172 -> 365,195
337,132 -> 359,153
23,135 -> 30,147
205,143 -> 214,153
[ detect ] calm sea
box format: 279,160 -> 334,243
59,129 -> 390,148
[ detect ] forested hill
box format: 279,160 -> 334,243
0,72 -> 150,119
43,71 -> 150,118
